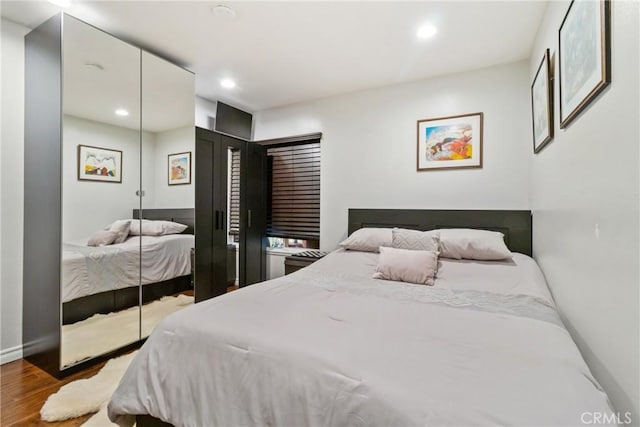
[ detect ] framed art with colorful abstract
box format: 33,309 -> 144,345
168,151 -> 191,185
416,112 -> 483,171
531,49 -> 554,153
558,0 -> 611,128
77,144 -> 122,183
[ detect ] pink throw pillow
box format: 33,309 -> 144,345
372,246 -> 438,286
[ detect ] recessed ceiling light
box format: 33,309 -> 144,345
115,109 -> 129,117
416,24 -> 438,40
220,78 -> 236,89
48,0 -> 71,7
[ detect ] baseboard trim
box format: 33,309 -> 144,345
1,344 -> 24,364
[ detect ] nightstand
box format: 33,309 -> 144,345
284,250 -> 328,275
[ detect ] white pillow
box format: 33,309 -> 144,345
107,219 -> 132,244
339,228 -> 392,253
392,228 -> 440,252
372,247 -> 438,286
438,228 -> 512,260
130,219 -> 188,236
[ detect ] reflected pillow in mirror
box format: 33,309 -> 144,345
130,219 -> 188,236
339,228 -> 392,253
108,219 -> 132,244
87,230 -> 118,247
372,246 -> 438,286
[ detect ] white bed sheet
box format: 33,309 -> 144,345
109,250 -> 614,426
62,234 -> 193,303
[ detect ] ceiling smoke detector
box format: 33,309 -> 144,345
211,4 -> 236,18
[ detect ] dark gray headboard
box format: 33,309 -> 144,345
132,208 -> 195,235
348,209 -> 532,256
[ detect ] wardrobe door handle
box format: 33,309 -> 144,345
215,210 -> 220,230
247,210 -> 252,228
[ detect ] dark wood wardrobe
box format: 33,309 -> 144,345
195,127 -> 268,301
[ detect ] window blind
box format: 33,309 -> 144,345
267,142 -> 320,241
228,149 -> 240,242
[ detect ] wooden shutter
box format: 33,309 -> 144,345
267,142 -> 320,240
228,149 -> 240,242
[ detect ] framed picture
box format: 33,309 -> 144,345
417,112 -> 483,171
168,151 -> 191,185
531,49 -> 554,153
558,0 -> 611,129
77,145 -> 122,183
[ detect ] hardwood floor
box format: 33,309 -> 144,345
1,289 -> 225,426
1,357 -> 107,426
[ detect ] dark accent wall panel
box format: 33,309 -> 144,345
215,102 -> 253,140
23,13 -> 63,376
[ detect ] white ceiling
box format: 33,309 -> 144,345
64,14 -> 194,132
2,1 -> 547,113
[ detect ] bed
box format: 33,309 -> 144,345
62,208 -> 194,325
108,209 -> 614,426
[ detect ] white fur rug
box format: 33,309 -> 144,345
62,294 -> 193,367
41,350 -> 137,425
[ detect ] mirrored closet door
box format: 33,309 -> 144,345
23,12 -> 195,376
61,15 -> 141,369
140,52 -> 195,339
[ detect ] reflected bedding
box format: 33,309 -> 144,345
62,234 -> 194,303
108,249 -> 614,426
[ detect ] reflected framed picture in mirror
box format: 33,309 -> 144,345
77,144 -> 123,183
168,151 -> 191,185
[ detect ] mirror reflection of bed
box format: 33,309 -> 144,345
60,17 -> 195,369
60,210 -> 195,368
137,209 -> 195,339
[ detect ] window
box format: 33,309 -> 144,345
228,149 -> 240,243
264,136 -> 321,248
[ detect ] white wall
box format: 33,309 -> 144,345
0,19 -> 30,363
528,1 -> 639,422
152,126 -> 195,208
62,115 -> 156,241
195,96 -> 216,130
254,61 -> 532,250
62,118 -> 197,241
